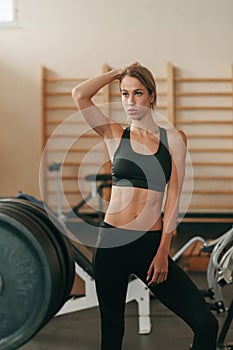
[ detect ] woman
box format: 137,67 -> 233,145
72,62 -> 218,350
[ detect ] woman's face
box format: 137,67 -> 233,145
120,76 -> 154,120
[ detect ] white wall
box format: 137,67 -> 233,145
0,0 -> 233,197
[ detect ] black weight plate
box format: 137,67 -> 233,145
0,198 -> 75,299
0,202 -> 67,316
0,211 -> 53,350
0,205 -> 63,323
0,198 -> 75,301
21,200 -> 75,301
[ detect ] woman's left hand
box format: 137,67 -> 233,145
146,252 -> 169,286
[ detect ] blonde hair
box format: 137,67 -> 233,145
119,65 -> 157,108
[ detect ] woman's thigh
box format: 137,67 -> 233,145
93,247 -> 130,312
147,257 -> 212,329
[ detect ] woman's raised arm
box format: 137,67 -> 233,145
71,62 -> 139,138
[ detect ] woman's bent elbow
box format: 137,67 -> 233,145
72,87 -> 81,101
71,88 -> 88,108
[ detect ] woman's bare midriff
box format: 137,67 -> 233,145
104,186 -> 164,231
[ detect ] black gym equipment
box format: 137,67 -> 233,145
218,298 -> 233,349
216,243 -> 233,350
0,198 -> 75,350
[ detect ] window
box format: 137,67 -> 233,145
0,0 -> 18,26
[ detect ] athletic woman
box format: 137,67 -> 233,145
72,62 -> 218,350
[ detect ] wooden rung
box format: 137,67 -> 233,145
156,105 -> 167,110
176,106 -> 232,111
188,148 -> 233,153
188,204 -> 233,209
46,133 -> 100,138
175,92 -> 233,97
183,190 -> 233,195
176,120 -> 233,125
47,190 -> 82,195
46,120 -> 86,125
48,203 -> 93,210
192,176 -> 233,180
192,162 -> 233,167
46,160 -> 99,167
45,77 -> 87,82
62,161 -> 99,166
191,161 -> 233,166
46,92 -> 71,96
62,176 -> 86,180
46,91 -> 102,97
48,148 -> 103,153
63,190 -> 86,194
175,77 -> 231,83
46,174 -> 79,181
46,176 -> 87,181
187,134 -> 232,139
181,218 -> 233,223
46,106 -> 77,110
155,78 -> 167,82
110,92 -> 121,97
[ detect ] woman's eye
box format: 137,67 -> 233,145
122,92 -> 128,97
135,91 -> 142,96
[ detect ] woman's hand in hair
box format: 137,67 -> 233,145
116,61 -> 141,79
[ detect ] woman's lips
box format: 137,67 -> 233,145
127,108 -> 138,114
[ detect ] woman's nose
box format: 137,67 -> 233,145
128,95 -> 135,104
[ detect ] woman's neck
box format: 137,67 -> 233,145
130,114 -> 159,135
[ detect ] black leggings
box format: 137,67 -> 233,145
93,222 -> 218,350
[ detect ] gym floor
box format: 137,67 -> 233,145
19,268 -> 233,350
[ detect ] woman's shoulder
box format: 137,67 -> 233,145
166,127 -> 187,155
166,127 -> 186,143
177,129 -> 187,146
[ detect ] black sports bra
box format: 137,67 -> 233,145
111,127 -> 171,193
